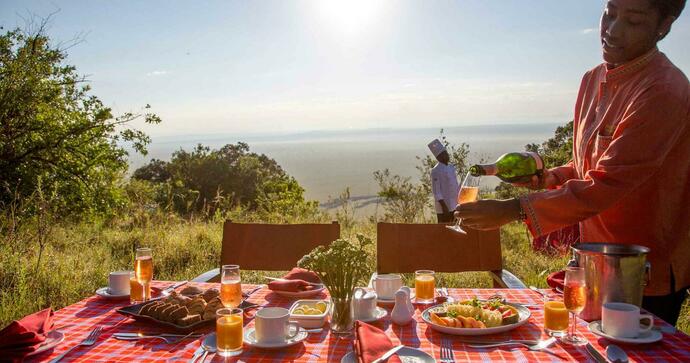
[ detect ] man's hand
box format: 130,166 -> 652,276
512,169 -> 559,190
455,199 -> 521,230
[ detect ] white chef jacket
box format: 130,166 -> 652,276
430,162 -> 460,214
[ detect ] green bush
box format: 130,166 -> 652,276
132,143 -> 314,218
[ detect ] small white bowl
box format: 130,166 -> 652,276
288,299 -> 331,329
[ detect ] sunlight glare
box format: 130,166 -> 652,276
316,0 -> 385,35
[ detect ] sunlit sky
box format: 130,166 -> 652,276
2,0 -> 689,137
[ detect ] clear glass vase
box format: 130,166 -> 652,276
330,296 -> 354,334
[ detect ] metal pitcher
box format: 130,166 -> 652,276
571,243 -> 651,321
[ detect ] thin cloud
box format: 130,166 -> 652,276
146,70 -> 168,76
581,28 -> 597,34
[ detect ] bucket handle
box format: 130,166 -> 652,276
643,262 -> 651,286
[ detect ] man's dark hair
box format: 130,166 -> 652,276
650,0 -> 686,19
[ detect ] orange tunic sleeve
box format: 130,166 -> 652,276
521,85 -> 688,237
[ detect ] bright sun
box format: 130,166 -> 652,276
315,0 -> 386,35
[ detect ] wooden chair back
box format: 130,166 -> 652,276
220,220 -> 340,271
376,222 -> 502,274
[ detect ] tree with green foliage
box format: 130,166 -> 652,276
373,169 -> 428,223
0,22 -> 160,217
525,121 -> 573,169
133,142 -> 320,219
493,121 -> 573,199
256,175 -> 322,223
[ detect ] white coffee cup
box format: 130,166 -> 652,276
108,271 -> 131,295
601,302 -> 653,338
255,307 -> 301,344
373,274 -> 403,300
353,287 -> 377,320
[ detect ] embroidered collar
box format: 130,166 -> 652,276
604,47 -> 659,82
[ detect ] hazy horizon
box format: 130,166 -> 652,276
127,122 -> 561,215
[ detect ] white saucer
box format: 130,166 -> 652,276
356,307 -> 388,323
377,293 -> 415,306
341,347 -> 435,363
95,287 -> 130,300
26,331 -> 64,357
272,286 -> 326,298
588,321 -> 663,344
243,326 -> 308,349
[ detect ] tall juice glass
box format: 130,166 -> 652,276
221,265 -> 243,308
135,247 -> 153,301
415,270 -> 435,304
217,308 -> 243,357
129,271 -> 145,304
562,267 -> 587,345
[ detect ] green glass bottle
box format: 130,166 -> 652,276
469,152 -> 544,183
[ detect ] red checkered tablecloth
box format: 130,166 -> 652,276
26,283 -> 690,362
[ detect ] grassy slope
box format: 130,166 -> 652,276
1,219 -> 687,333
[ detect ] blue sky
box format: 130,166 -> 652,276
1,0 -> 689,137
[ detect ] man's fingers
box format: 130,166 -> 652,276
455,209 -> 476,218
455,201 -> 479,211
532,175 -> 542,188
460,216 -> 479,225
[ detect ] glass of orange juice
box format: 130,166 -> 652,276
221,265 -> 242,308
415,270 -> 435,303
217,308 -> 243,357
544,299 -> 569,337
129,271 -> 145,304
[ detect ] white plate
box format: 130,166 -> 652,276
95,287 -> 130,300
421,302 -> 531,336
26,331 -> 64,357
588,321 -> 663,344
272,286 -> 326,298
356,307 -> 388,323
243,326 -> 308,349
341,347 -> 435,363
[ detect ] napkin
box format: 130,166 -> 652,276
283,267 -> 321,283
268,268 -> 321,292
547,270 -> 565,290
0,308 -> 54,362
353,321 -> 402,363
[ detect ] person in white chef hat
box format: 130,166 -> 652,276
428,139 -> 460,223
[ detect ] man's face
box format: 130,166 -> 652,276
437,151 -> 450,164
600,0 -> 662,65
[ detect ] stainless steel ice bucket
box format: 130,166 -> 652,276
571,243 -> 650,321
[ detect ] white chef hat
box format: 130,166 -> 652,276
427,139 -> 446,157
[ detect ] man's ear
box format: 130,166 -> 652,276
657,15 -> 676,41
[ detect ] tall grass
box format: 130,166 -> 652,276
1,217 -> 687,333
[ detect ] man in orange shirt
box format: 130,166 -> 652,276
457,0 -> 689,324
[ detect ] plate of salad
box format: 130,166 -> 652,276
421,297 -> 531,335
